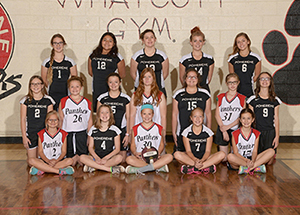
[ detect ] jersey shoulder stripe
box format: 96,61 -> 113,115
132,123 -> 141,137
237,93 -> 246,107
120,92 -> 131,101
20,96 -> 28,104
156,49 -> 168,60
172,88 -> 185,99
249,52 -> 262,61
42,57 -> 51,67
44,95 -> 56,105
228,53 -> 239,62
182,124 -> 193,137
198,88 -> 211,97
84,97 -> 92,111
131,49 -> 144,60
64,56 -> 76,66
109,125 -> 122,135
60,96 -> 69,110
88,125 -> 97,136
232,129 -> 240,144
217,93 -> 226,106
97,92 -> 109,102
60,129 -> 68,142
202,125 -> 214,136
275,96 -> 282,104
246,95 -> 256,104
179,53 -> 192,63
202,52 -> 213,60
38,128 -> 46,142
117,53 -> 123,61
154,123 -> 163,135
252,128 -> 261,138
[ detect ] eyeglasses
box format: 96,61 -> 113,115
227,81 -> 239,85
53,42 -> 64,46
48,119 -> 58,122
31,83 -> 43,86
260,77 -> 271,81
187,76 -> 197,80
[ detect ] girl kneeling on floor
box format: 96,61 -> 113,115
174,107 -> 225,174
80,104 -> 124,173
125,104 -> 173,174
227,108 -> 275,174
28,110 -> 74,176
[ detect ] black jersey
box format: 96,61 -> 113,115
97,92 -> 130,129
20,95 -> 55,134
88,125 -> 121,158
180,52 -> 214,91
42,55 -> 76,109
247,95 -> 281,131
182,124 -> 214,159
173,88 -> 211,135
132,49 -> 168,91
228,52 -> 261,97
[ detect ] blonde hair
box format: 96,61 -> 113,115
67,76 -> 84,88
45,110 -> 60,130
94,104 -> 115,129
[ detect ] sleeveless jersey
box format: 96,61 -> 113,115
60,96 -> 92,132
132,49 -> 167,90
88,125 -> 121,158
217,93 -> 246,130
89,53 -> 123,94
97,92 -> 130,129
232,128 -> 260,158
173,88 -> 211,135
247,95 -> 281,131
134,91 -> 163,126
180,52 -> 214,90
133,122 -> 163,153
228,52 -> 261,97
20,95 -> 55,134
38,128 -> 68,160
182,124 -> 214,159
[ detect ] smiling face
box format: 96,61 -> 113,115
51,37 -> 65,53
190,108 -> 204,127
258,73 -> 271,88
236,35 -> 250,52
226,76 -> 240,91
108,75 -> 121,92
47,113 -> 59,129
185,70 -> 198,88
141,108 -> 154,124
69,80 -> 82,96
240,112 -> 254,129
30,78 -> 44,95
142,32 -> 156,48
143,71 -> 154,86
190,35 -> 205,52
99,106 -> 111,123
101,35 -> 114,53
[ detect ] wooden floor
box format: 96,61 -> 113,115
1,143 -> 300,214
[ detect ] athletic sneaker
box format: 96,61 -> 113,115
202,165 -> 216,174
156,165 -> 169,173
254,164 -> 266,173
29,166 -> 44,176
111,165 -> 125,174
238,166 -> 248,175
193,167 -> 203,174
83,165 -> 95,173
181,165 -> 194,174
125,165 -> 139,174
59,166 -> 74,175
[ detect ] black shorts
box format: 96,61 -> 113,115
27,132 -> 39,149
215,126 -> 234,146
66,130 -> 88,157
173,135 -> 186,152
120,127 -> 129,151
259,129 -> 277,154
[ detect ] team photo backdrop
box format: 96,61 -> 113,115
0,0 -> 299,137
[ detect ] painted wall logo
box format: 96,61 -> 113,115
0,3 -> 22,100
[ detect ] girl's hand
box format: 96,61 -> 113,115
122,135 -> 129,147
246,160 -> 254,169
22,137 -> 31,149
195,159 -> 203,169
99,159 -> 107,165
222,131 -> 229,142
173,134 -> 177,146
95,157 -> 101,164
272,136 -> 279,149
135,152 -> 142,160
48,159 -> 57,167
220,125 -> 228,132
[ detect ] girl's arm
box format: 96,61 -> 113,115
183,136 -> 198,162
201,135 -> 213,162
215,104 -> 229,141
273,106 -> 280,149
207,63 -> 214,84
130,58 -> 138,81
88,57 -> 93,77
87,112 -> 93,132
162,58 -> 169,80
228,62 -> 234,74
117,59 -> 126,79
179,63 -> 186,86
70,65 -> 78,77
38,137 -> 50,164
232,136 -> 250,162
123,103 -> 131,147
251,135 -> 259,163
20,104 -> 30,149
96,101 -> 102,112
58,102 -> 64,128
205,98 -> 212,129
56,137 -> 67,162
172,99 -> 179,145
158,136 -> 164,156
129,94 -> 137,134
102,135 -> 121,161
47,104 -> 53,113
159,93 -> 167,131
130,130 -> 140,159
215,104 -> 224,127
88,136 -> 101,163
41,65 -> 48,87
248,104 -> 254,112
253,61 -> 261,82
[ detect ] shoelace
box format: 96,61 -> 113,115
135,170 -> 145,176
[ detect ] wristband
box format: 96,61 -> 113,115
125,133 -> 130,136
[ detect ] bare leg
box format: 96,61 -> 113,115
53,158 -> 73,169
80,155 -> 122,172
152,154 -> 173,169
126,156 -> 148,167
227,153 -> 247,169
173,151 -> 194,166
198,151 -> 225,170
27,148 -> 38,166
249,149 -> 275,171
219,145 -> 229,162
119,151 -> 127,163
28,158 -> 59,174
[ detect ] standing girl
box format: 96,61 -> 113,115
172,68 -> 211,152
97,73 -> 131,162
174,108 -> 225,174
58,76 -> 93,166
28,111 -> 74,176
228,32 -> 261,97
20,75 -> 55,163
129,67 -> 167,133
215,73 -> 246,161
80,104 -> 124,173
88,32 -> 126,112
130,29 -> 169,96
41,34 -> 77,110
247,72 -> 281,164
126,104 -> 173,174
227,108 -> 275,174
179,26 -> 214,92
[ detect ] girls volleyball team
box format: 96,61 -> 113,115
20,27 -> 280,177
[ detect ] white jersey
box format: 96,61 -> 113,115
38,128 -> 68,160
133,123 -> 163,153
217,93 -> 246,130
61,96 -> 92,132
134,92 -> 163,126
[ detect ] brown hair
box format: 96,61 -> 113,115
67,76 -> 84,88
182,68 -> 201,88
47,34 -> 66,85
106,73 -> 122,92
255,72 -> 276,102
140,29 -> 156,40
239,108 -> 256,128
190,107 -> 204,117
189,26 -> 206,42
134,68 -> 161,106
26,75 -> 47,102
90,32 -> 118,58
45,110 -> 60,130
229,32 -> 251,57
225,73 -> 240,83
94,104 -> 115,129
